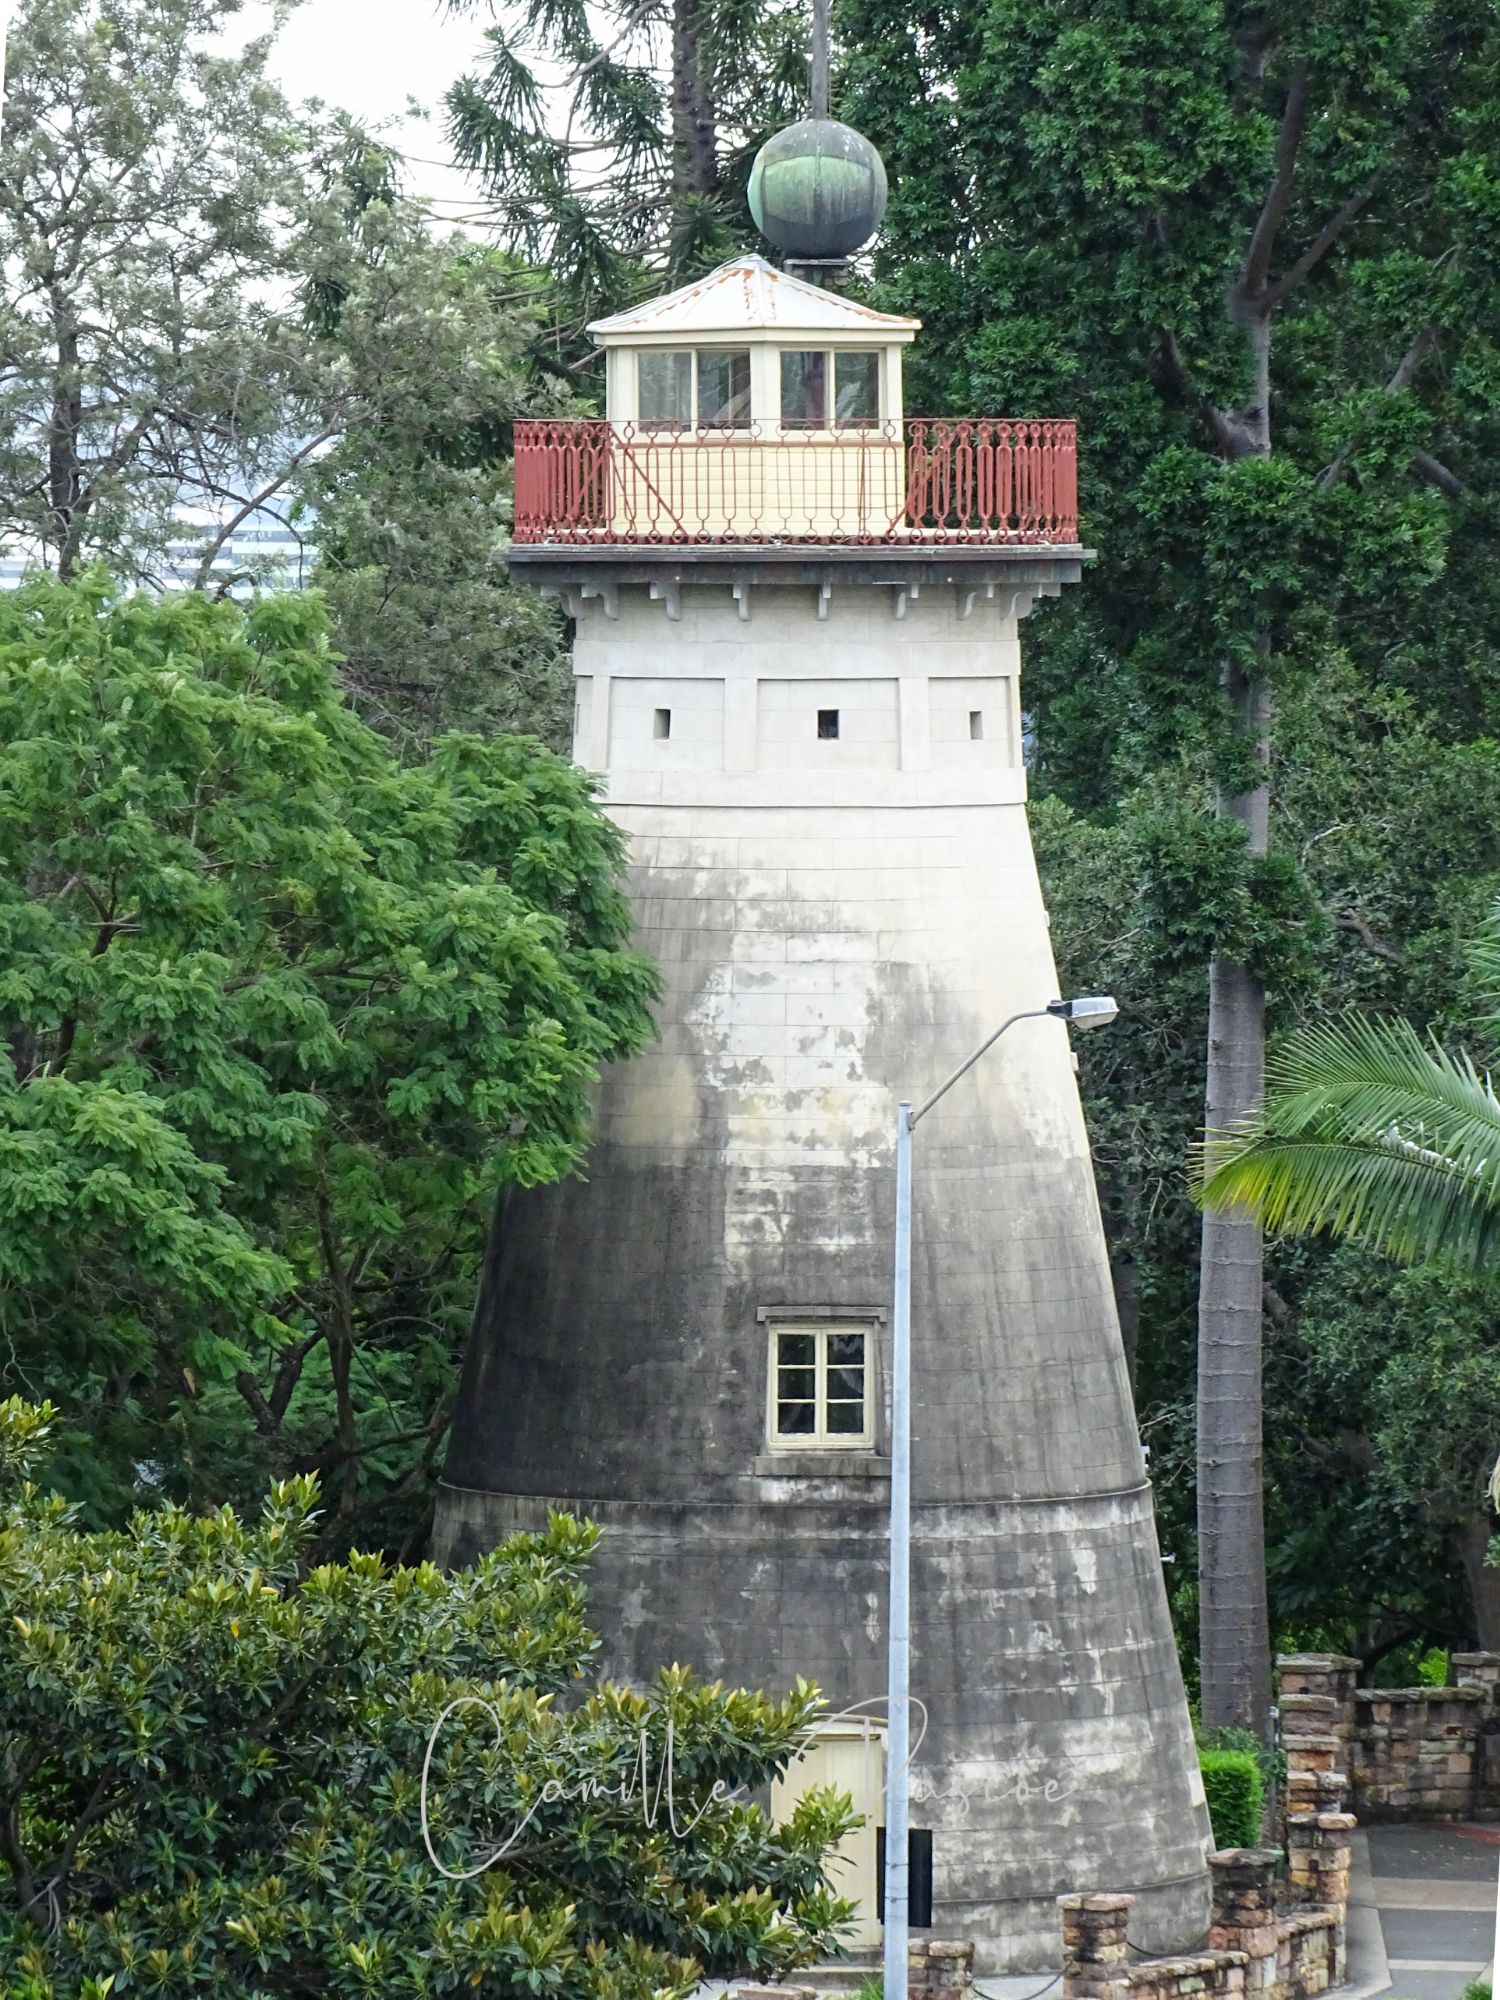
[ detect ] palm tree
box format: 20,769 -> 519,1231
1199,904 -> 1500,1987
1196,904 -> 1500,1273
1194,900 -> 1500,1651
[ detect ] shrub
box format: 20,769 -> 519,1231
0,1399 -> 856,1998
1200,1746 -> 1266,1849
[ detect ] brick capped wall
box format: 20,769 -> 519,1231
1058,1846 -> 1344,2000
1278,1651 -> 1500,1821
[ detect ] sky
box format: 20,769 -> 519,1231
247,0 -> 501,219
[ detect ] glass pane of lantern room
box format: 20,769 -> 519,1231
638,349 -> 693,428
780,350 -> 827,428
698,349 -> 751,427
835,351 -> 881,425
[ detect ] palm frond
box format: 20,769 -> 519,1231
1194,1012 -> 1500,1274
1469,896 -> 1500,1028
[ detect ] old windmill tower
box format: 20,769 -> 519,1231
435,68 -> 1212,1971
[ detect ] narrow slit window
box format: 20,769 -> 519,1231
768,1324 -> 874,1449
817,709 -> 840,739
969,710 -> 984,740
653,707 -> 672,740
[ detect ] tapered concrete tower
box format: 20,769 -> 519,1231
436,250 -> 1212,1964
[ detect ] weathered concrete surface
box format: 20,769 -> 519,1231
437,578 -> 1212,1967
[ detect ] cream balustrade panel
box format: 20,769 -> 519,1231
606,429 -> 907,540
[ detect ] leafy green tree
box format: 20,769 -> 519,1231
1036,659 -> 1500,1668
844,0 -> 1500,1728
1264,1254 -> 1500,1650
0,1397 -> 855,1996
0,576 -> 657,1552
0,0 -> 569,746
297,207 -> 574,747
0,0 -> 331,581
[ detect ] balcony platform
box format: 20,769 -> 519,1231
508,539 -> 1089,575
506,539 -> 1092,622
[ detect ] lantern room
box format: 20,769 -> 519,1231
590,252 -> 917,432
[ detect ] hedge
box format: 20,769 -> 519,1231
1200,1747 -> 1265,1849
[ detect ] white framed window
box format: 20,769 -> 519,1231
778,348 -> 883,429
637,347 -> 751,429
766,1320 -> 875,1449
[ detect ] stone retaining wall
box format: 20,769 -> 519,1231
1279,1651 -> 1500,1820
1060,1847 -> 1346,2000
734,1939 -> 974,2000
732,1751 -> 1356,2000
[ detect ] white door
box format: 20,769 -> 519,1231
771,1721 -> 886,1950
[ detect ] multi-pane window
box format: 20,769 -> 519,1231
638,348 -> 751,429
769,1324 -> 874,1448
697,349 -> 752,426
638,349 -> 692,428
780,349 -> 828,427
779,349 -> 882,428
834,351 -> 880,425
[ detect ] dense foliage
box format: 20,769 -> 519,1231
843,0 -> 1500,1684
1198,1747 -> 1266,1851
0,0 -> 571,744
1197,901 -> 1500,1639
299,201 -> 575,746
0,578 -> 657,1550
0,1398 -> 854,1997
1034,687 -> 1500,1667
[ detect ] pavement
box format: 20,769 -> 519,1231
1351,1823 -> 1499,2000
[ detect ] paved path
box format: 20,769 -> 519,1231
1355,1823 -> 1499,2000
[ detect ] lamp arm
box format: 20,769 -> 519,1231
908,1007 -> 1056,1129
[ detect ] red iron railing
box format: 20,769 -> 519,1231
512,418 -> 1078,546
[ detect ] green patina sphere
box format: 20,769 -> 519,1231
748,117 -> 888,260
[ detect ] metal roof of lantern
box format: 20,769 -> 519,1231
587,253 -> 920,343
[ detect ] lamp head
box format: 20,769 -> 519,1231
1047,995 -> 1119,1030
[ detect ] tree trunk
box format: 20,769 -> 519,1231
1110,1250 -> 1140,1393
670,0 -> 717,206
1197,651 -> 1273,1737
1457,1515 -> 1500,1651
48,307 -> 85,579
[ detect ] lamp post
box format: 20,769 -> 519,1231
882,994 -> 1120,1998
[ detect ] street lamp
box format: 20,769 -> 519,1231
881,996 -> 1119,1997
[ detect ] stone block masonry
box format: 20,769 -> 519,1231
1278,1651 -> 1500,1820
732,1939 -> 975,2000
438,559 -> 1212,1968
1060,1848 -> 1345,2000
909,1939 -> 978,2000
